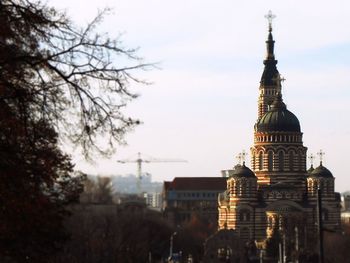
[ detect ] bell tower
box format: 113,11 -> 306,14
258,11 -> 281,120
251,11 -> 308,186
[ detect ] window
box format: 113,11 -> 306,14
289,151 -> 294,171
252,154 -> 255,170
259,154 -> 263,170
268,151 -> 273,171
322,210 -> 329,221
298,152 -> 303,171
279,151 -> 284,171
239,210 -> 251,222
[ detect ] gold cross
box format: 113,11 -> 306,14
241,150 -> 247,164
308,154 -> 315,166
265,10 -> 276,31
236,153 -> 242,165
317,150 -> 325,164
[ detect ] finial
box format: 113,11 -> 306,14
317,150 -> 325,165
272,74 -> 285,88
265,10 -> 276,32
308,153 -> 315,167
241,150 -> 247,166
235,150 -> 247,165
235,153 -> 242,165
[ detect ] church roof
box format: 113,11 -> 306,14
310,163 -> 334,178
165,177 -> 227,191
260,25 -> 279,86
256,93 -> 301,132
307,164 -> 315,173
230,163 -> 256,178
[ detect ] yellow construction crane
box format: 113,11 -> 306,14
117,152 -> 187,193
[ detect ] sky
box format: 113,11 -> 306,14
48,0 -> 350,192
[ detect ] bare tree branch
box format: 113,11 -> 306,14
0,0 -> 153,157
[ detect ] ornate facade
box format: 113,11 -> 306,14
217,18 -> 341,256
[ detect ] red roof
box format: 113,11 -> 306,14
166,177 -> 226,191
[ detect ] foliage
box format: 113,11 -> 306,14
0,0 -> 148,261
80,176 -> 114,204
52,205 -> 172,263
0,103 -> 85,261
0,0 -> 150,157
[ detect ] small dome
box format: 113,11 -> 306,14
231,163 -> 256,178
310,163 -> 333,178
307,165 -> 315,173
256,94 -> 301,132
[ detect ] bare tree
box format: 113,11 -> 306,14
0,0 -> 151,261
53,206 -> 172,263
0,0 -> 151,157
80,176 -> 114,204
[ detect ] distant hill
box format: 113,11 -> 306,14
85,173 -> 162,194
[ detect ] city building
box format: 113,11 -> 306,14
144,192 -> 162,209
111,173 -> 162,194
163,177 -> 226,226
217,14 -> 341,256
341,194 -> 350,223
341,194 -> 350,211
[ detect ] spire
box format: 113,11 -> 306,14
266,30 -> 275,60
257,11 -> 282,119
265,10 -> 276,61
260,11 -> 279,86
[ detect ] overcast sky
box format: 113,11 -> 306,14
48,0 -> 350,192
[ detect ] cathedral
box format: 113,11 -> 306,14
217,12 -> 341,254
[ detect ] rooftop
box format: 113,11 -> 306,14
164,177 -> 227,191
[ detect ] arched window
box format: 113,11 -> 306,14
319,180 -> 324,190
252,154 -> 256,170
279,151 -> 285,171
322,209 -> 329,221
259,153 -> 263,170
241,181 -> 246,197
239,210 -> 251,222
298,152 -> 303,171
289,151 -> 294,171
324,181 -> 329,194
268,151 -> 273,171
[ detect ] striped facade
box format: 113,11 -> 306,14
218,23 -> 341,258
